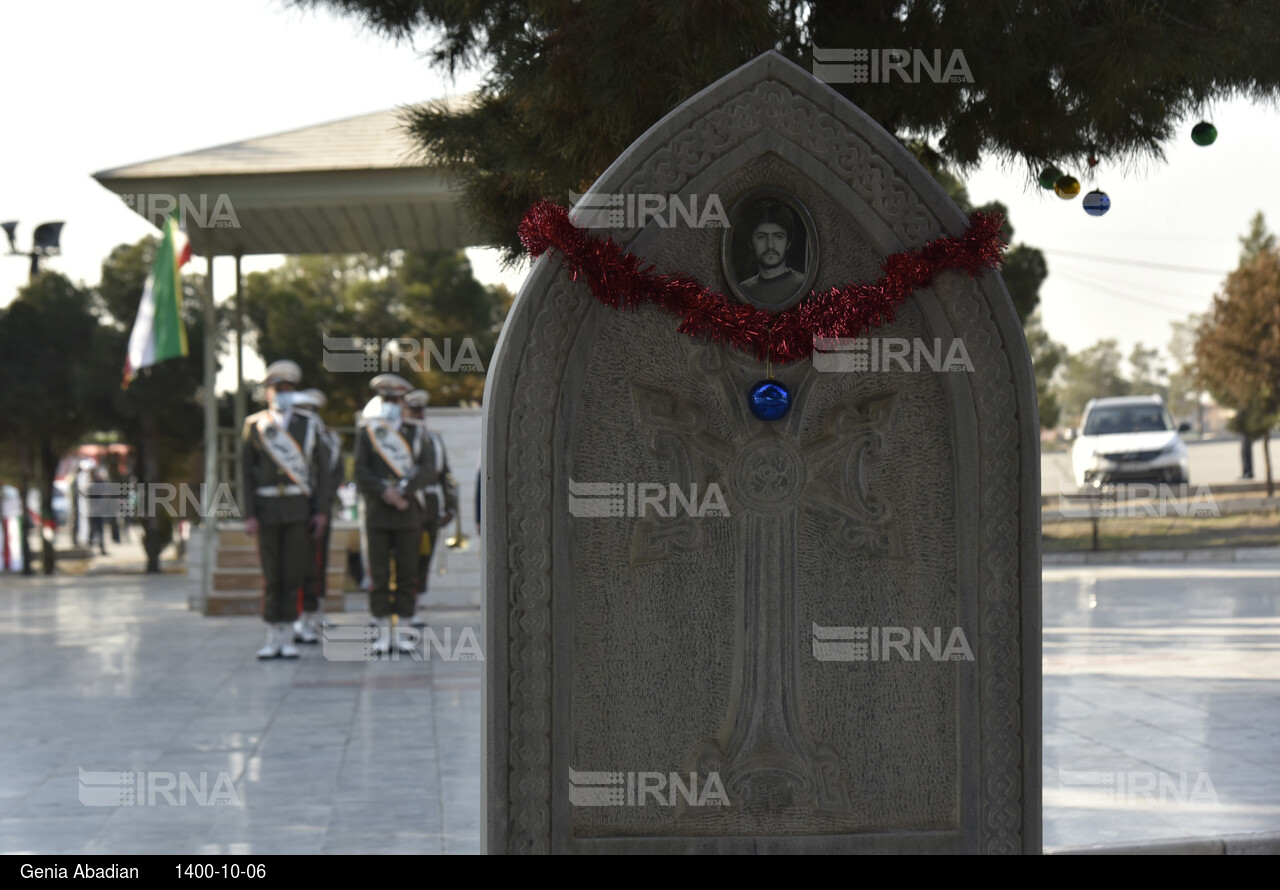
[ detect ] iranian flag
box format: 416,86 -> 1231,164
123,215 -> 192,387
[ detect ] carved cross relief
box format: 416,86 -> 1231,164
627,341 -> 900,820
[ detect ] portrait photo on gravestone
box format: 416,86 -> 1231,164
722,187 -> 819,311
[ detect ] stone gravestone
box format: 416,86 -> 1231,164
483,52 -> 1041,854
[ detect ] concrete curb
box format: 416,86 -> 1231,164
1044,545 -> 1280,565
1049,831 -> 1280,855
1040,480 -> 1276,508
1042,495 -> 1280,524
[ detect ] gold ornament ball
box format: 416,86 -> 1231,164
1054,175 -> 1081,199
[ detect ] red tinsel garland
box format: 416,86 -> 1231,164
518,200 -> 1006,365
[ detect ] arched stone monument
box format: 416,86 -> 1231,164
483,51 -> 1041,854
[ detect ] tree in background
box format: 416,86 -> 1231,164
299,0 -> 1280,258
243,250 -> 510,425
1055,339 -> 1130,427
1167,312 -> 1207,432
1024,313 -> 1065,430
1238,211 -> 1277,265
1127,343 -> 1168,402
0,239 -> 218,574
919,154 -> 1060,428
920,156 -> 1048,326
394,251 -> 513,404
967,203 -> 1057,426
0,273 -> 104,573
1195,240 -> 1280,497
241,255 -> 372,422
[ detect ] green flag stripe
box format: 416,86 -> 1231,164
150,219 -> 187,362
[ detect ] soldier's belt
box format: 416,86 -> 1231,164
256,484 -> 307,497
395,481 -> 443,494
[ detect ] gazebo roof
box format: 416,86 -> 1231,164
93,99 -> 480,257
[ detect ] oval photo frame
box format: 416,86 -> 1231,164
720,187 -> 819,313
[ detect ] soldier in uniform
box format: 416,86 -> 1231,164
354,374 -> 430,654
72,459 -> 94,548
402,389 -> 458,627
241,360 -> 331,659
291,388 -> 343,644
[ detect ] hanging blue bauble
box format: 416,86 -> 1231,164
1083,190 -> 1111,216
748,380 -> 791,421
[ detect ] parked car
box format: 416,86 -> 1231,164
1066,395 -> 1191,488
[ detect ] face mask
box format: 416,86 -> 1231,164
272,391 -> 296,412
380,402 -> 402,425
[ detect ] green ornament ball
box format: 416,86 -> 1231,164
1038,165 -> 1064,190
1191,121 -> 1217,146
1054,175 -> 1081,200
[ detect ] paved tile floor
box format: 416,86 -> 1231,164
0,557 -> 1276,854
0,571 -> 480,855
1042,562 -> 1280,849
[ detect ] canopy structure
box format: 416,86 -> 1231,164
92,99 -> 483,610
94,100 -> 476,256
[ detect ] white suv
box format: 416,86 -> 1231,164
1068,395 -> 1191,488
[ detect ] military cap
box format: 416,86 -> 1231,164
404,389 -> 430,409
263,359 -> 302,387
296,388 -> 328,410
369,373 -> 412,399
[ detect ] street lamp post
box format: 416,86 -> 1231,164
3,220 -> 64,280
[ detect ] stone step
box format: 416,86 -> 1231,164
212,569 -> 346,591
216,545 -> 347,568
216,549 -> 260,568
205,593 -> 262,616
213,570 -> 264,591
440,572 -> 482,584
202,587 -> 347,617
218,530 -> 255,548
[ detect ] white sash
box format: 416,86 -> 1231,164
426,431 -> 444,476
366,421 -> 416,479
327,429 -> 342,471
255,413 -> 312,495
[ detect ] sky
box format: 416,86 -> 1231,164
964,98 -> 1280,364
2,0 -> 1277,391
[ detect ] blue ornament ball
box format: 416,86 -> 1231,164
1083,190 -> 1111,217
748,380 -> 791,421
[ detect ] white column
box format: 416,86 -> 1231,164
200,253 -> 217,613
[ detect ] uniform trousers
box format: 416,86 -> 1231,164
367,525 -> 419,618
258,520 -> 308,624
301,516 -> 332,613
